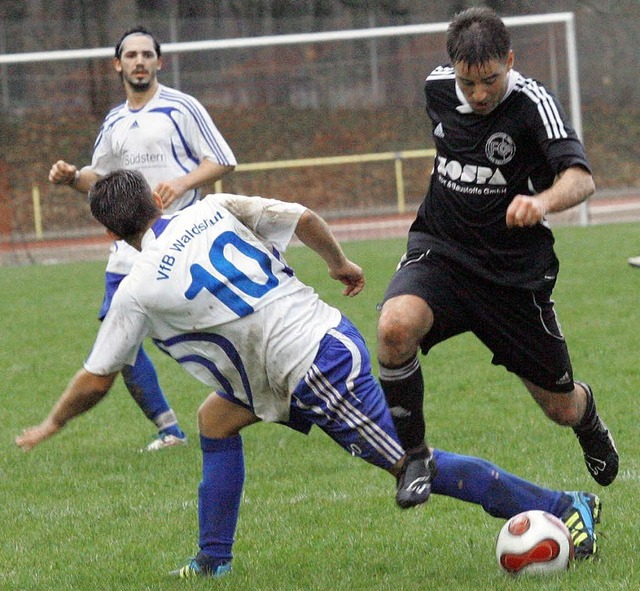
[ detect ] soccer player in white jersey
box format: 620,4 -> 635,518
377,7 -> 618,508
17,169 -> 602,575
48,27 -> 236,451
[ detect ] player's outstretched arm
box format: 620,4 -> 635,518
15,369 -> 118,451
294,209 -> 365,297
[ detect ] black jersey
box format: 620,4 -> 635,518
408,66 -> 591,290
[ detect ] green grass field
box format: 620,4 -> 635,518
2,223 -> 639,591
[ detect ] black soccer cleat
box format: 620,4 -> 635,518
574,382 -> 619,486
577,416 -> 619,486
396,451 -> 437,509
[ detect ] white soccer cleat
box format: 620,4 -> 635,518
627,256 -> 640,268
144,433 -> 188,452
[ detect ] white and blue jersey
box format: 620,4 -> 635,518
87,83 -> 236,276
85,194 -> 403,468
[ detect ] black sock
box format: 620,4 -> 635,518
573,382 -> 599,437
379,356 -> 427,452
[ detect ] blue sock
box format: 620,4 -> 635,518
431,449 -> 566,519
121,346 -> 184,438
198,434 -> 245,565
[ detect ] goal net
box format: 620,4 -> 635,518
0,12 -> 581,259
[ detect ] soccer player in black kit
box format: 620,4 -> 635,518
377,7 -> 619,511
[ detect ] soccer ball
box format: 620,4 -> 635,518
496,510 -> 574,575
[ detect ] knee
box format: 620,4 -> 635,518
377,313 -> 413,349
197,401 -> 224,437
196,403 -> 209,432
377,319 -> 419,368
197,394 -> 256,439
377,300 -> 432,363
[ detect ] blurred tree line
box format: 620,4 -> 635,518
0,0 -> 638,240
1,0 -> 637,107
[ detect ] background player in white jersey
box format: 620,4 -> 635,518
48,27 -> 236,451
17,169 -> 601,576
377,7 -> 618,508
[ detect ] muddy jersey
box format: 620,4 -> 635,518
409,67 -> 591,289
84,194 -> 341,423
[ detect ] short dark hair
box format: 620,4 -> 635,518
89,169 -> 160,240
114,26 -> 161,60
446,7 -> 511,66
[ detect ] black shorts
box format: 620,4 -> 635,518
382,251 -> 574,393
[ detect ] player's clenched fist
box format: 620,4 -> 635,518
505,195 -> 547,228
49,160 -> 78,185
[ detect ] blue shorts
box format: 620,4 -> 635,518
98,271 -> 126,320
288,316 -> 405,470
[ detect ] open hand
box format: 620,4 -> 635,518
329,260 -> 365,297
15,419 -> 60,452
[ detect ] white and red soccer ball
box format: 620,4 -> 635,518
496,510 -> 574,575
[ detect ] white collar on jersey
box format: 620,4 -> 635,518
140,227 -> 158,250
455,69 -> 520,114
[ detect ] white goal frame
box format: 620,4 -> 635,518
0,11 -> 588,224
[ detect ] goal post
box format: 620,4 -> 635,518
0,12 -> 583,132
0,11 -> 589,240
